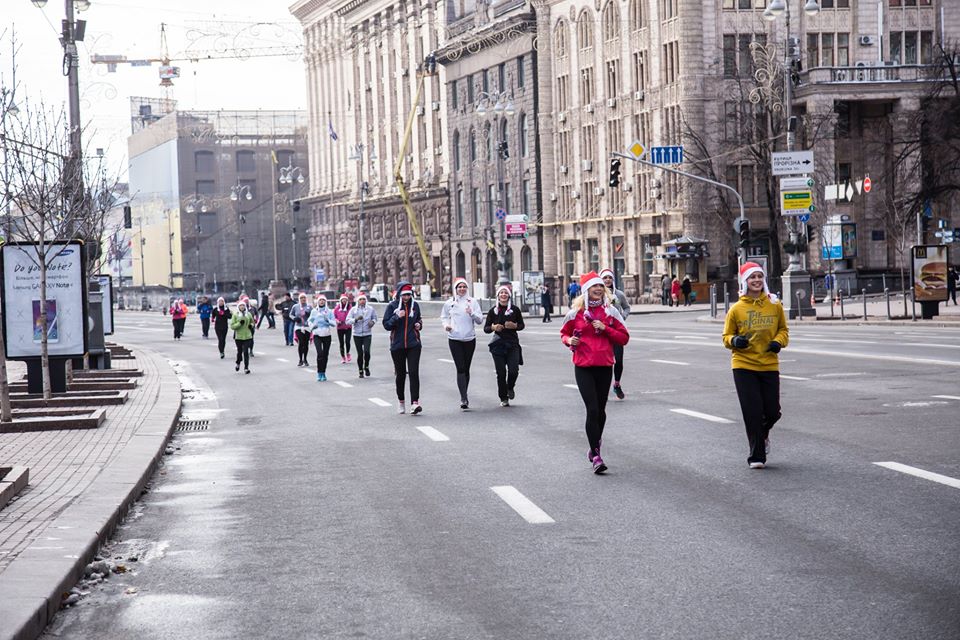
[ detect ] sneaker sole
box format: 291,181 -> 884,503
593,462 -> 608,474
749,463 -> 765,469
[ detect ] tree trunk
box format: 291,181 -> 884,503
40,252 -> 52,400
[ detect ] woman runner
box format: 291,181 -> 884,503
722,262 -> 789,469
309,295 -> 336,381
560,272 -> 630,474
599,268 -> 631,400
212,297 -> 232,359
230,299 -> 254,374
333,294 -> 353,364
484,284 -> 525,407
382,282 -> 423,415
289,292 -> 312,366
170,298 -> 187,340
441,277 -> 484,410
346,293 -> 377,378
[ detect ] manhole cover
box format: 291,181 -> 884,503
176,420 -> 210,432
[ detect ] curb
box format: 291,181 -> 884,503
0,347 -> 181,640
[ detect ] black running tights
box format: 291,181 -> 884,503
448,339 -> 476,401
391,346 -> 421,402
575,365 -> 613,453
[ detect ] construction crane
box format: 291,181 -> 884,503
394,53 -> 438,282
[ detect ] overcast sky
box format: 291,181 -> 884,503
2,0 -> 307,178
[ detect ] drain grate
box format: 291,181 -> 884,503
175,419 -> 210,432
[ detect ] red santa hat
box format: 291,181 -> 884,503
739,261 -> 771,296
599,268 -> 615,281
398,283 -> 414,295
579,271 -> 605,292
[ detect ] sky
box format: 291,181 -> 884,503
2,0 -> 308,179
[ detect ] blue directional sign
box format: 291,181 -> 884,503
650,145 -> 684,165
799,213 -> 810,223
495,207 -> 507,221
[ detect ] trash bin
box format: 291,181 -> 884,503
141,296 -> 148,311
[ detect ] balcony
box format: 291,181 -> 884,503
797,63 -> 940,89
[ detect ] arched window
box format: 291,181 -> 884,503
629,0 -> 643,31
453,130 -> 461,171
469,129 -> 477,162
505,246 -> 515,281
456,250 -> 466,278
603,1 -> 620,42
485,123 -> 493,161
519,113 -> 529,157
577,10 -> 594,51
520,245 -> 532,273
554,20 -> 568,58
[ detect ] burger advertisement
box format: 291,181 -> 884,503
912,245 -> 949,303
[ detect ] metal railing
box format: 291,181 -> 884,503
798,63 -> 939,86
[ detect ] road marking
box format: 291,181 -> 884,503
416,426 -> 449,442
670,408 -> 733,424
673,334 -> 711,340
650,359 -> 689,366
368,397 -> 392,407
563,384 -> 579,389
491,486 -> 555,524
797,338 -> 877,344
437,358 -> 455,364
873,462 -> 960,490
780,374 -> 810,381
816,372 -> 865,378
334,381 -> 353,388
903,343 -> 960,350
932,395 -> 960,400
276,358 -> 289,363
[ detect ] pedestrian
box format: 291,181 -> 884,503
559,272 -> 630,474
484,284 -> 525,407
441,277 -> 484,410
333,294 -> 353,364
567,278 -> 581,308
256,292 -> 275,329
600,268 -> 630,400
196,296 -> 213,339
722,261 -> 789,469
309,295 -> 336,382
242,295 -> 257,357
276,292 -> 295,345
382,281 -> 423,415
660,274 -> 671,306
540,283 -> 554,323
290,292 -> 313,366
670,277 -> 681,306
681,276 -> 693,306
230,299 -> 255,374
948,267 -> 958,305
169,298 -> 188,340
347,293 -> 377,378
212,297 -> 232,359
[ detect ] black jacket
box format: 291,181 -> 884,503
381,281 -> 423,351
276,298 -> 294,321
213,306 -> 232,333
484,304 -> 525,357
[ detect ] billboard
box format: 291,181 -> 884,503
911,245 -> 949,303
96,274 -> 115,335
521,271 -> 544,306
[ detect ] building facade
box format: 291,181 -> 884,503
128,100 -> 310,295
292,0 -> 450,294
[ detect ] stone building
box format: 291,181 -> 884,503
291,0 -> 450,295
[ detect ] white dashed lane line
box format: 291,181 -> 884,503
873,462 -> 960,490
437,358 -> 455,364
276,358 -> 289,363
670,408 -> 733,424
416,426 -> 449,442
650,359 -> 690,366
932,395 -> 960,400
491,486 -> 555,524
368,397 -> 392,407
780,375 -> 810,381
334,381 -> 353,388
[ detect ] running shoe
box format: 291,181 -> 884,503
749,462 -> 765,469
364,368 -> 371,377
613,384 -> 625,400
320,373 -> 327,382
411,402 -> 423,415
244,368 -> 250,375
500,399 -> 510,407
235,364 -> 240,372
347,353 -> 352,363
220,353 -> 224,359
397,402 -> 406,414
460,400 -> 469,411
316,372 -> 323,381
592,454 -> 607,474
507,388 -> 515,400
341,357 -> 347,364
358,370 -> 365,378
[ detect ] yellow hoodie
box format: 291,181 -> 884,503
722,293 -> 789,371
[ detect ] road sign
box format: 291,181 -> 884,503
781,177 -> 814,189
495,207 -> 507,221
315,268 -> 326,282
780,187 -> 815,216
650,145 -> 683,164
863,176 -> 872,193
799,213 -> 810,223
628,140 -> 647,159
505,214 -> 528,224
771,150 -> 815,176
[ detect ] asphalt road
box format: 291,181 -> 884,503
42,310 -> 960,639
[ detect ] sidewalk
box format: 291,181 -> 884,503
0,347 -> 181,640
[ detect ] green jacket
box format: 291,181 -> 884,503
229,310 -> 254,340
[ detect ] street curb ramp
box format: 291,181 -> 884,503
0,347 -> 182,640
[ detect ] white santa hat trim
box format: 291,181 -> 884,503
739,262 -> 771,296
599,268 -> 615,281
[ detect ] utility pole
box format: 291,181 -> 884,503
496,137 -> 509,285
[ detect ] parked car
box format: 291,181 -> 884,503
370,283 -> 390,302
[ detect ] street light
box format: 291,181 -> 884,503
230,182 -> 252,293
475,91 -> 517,286
276,162 -> 308,285
183,196 -> 210,294
348,144 -> 376,287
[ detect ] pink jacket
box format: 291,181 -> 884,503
559,305 -> 629,368
334,303 -> 352,330
170,303 -> 188,320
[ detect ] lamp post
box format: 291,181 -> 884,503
348,144 -> 375,288
183,195 -> 209,294
762,0 -> 820,318
474,90 -> 516,286
278,163 -> 306,286
230,181 -> 252,293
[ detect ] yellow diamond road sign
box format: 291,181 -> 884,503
628,141 -> 646,159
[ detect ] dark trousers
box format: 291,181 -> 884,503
296,330 -> 311,362
683,292 -> 691,306
215,327 -> 228,355
200,317 -> 210,337
575,366 -> 613,453
173,318 -> 186,338
732,368 -> 781,464
313,335 -> 331,373
283,318 -> 294,345
257,311 -> 275,329
542,306 -> 552,322
353,335 -> 372,370
613,343 -> 624,384
391,346 -> 421,402
337,328 -> 352,357
448,339 -> 476,401
235,338 -> 252,369
492,347 -> 520,401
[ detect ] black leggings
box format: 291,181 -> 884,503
353,335 -> 372,370
313,335 -> 331,373
173,318 -> 185,338
201,317 -> 210,337
296,329 -> 311,362
215,327 -> 228,354
732,369 -> 781,464
492,348 -> 520,401
575,366 -> 613,453
234,338 -> 252,369
448,339 -> 476,401
337,328 -> 352,356
613,343 -> 624,383
391,346 -> 421,402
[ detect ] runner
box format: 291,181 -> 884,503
599,268 -> 631,400
276,292 -> 295,346
559,272 -> 630,474
244,295 -> 257,357
309,295 -> 336,382
197,296 -> 213,339
230,299 -> 254,374
169,298 -> 187,340
382,281 -> 423,415
484,284 -> 525,407
441,277 -> 484,410
722,262 -> 789,469
212,297 -> 232,359
334,294 -> 353,364
346,293 -> 377,378
290,292 -> 313,366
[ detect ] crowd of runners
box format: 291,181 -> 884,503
168,261 -> 788,474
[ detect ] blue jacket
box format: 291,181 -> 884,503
381,282 -> 422,351
197,302 -> 213,320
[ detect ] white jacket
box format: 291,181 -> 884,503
308,306 -> 336,337
346,304 -> 378,337
441,295 -> 483,342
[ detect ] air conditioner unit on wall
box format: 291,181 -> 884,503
572,190 -> 581,199
560,165 -> 568,175
606,98 -> 616,108
431,101 -> 440,111
585,104 -> 594,113
634,90 -> 645,101
859,35 -> 876,46
558,112 -> 567,123
549,192 -> 557,202
415,105 -> 424,116
581,159 -> 593,171
593,187 -> 604,196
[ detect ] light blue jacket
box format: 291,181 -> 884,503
308,305 -> 337,337
346,304 -> 378,337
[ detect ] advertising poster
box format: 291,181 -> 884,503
2,242 -> 88,358
96,274 -> 114,335
841,223 -> 858,258
522,271 -> 544,306
911,245 -> 949,303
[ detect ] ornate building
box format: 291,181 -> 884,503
291,0 -> 450,294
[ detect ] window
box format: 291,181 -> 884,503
564,240 -> 577,277
629,0 -> 644,30
467,74 -> 475,103
889,0 -> 932,5
723,35 -> 737,77
453,131 -> 461,171
603,1 -> 620,42
807,32 -> 851,66
195,180 -> 215,196
236,150 -> 256,173
519,114 -> 529,157
517,56 -> 525,88
198,211 -> 217,235
660,0 -> 678,20
555,21 -> 567,58
587,238 -> 600,273
557,74 -> 570,111
483,69 -> 489,93
632,51 -> 647,90
194,151 -> 214,173
606,59 -> 621,97
724,101 -> 739,140
578,10 -> 594,50
498,63 -> 506,91
451,80 -> 458,110
487,184 -> 496,225
500,119 -> 509,159
820,0 -> 850,6
485,125 -> 493,161
276,150 -> 294,170
725,165 -> 759,205
470,129 -> 477,162
456,188 -> 464,228
871,229 -> 886,241
723,0 -> 766,7
662,41 -> 679,84
837,33 -> 849,66
522,179 -> 531,215
581,124 -> 596,167
580,67 -> 595,104
472,188 -> 481,227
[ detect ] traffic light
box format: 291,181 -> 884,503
292,200 -> 301,212
123,205 -> 132,229
608,159 -> 622,188
738,218 -> 751,248
805,224 -> 816,244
